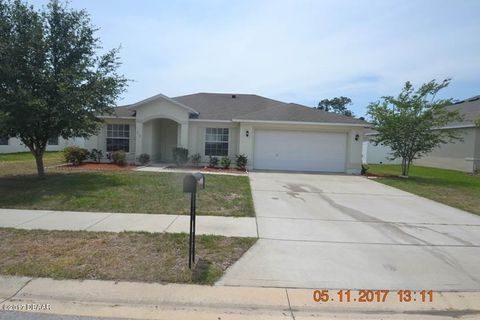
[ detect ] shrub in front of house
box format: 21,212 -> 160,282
190,153 -> 201,166
236,154 -> 248,171
208,155 -> 219,168
172,147 -> 189,166
221,157 -> 231,169
64,146 -> 89,166
138,153 -> 150,165
89,149 -> 103,163
361,164 -> 369,175
111,150 -> 126,166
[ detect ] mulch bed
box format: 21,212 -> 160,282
58,163 -> 137,171
166,165 -> 247,174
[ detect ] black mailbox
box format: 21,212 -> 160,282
183,172 -> 205,193
182,172 -> 205,268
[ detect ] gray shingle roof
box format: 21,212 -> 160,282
172,93 -> 366,124
108,92 -> 367,125
172,93 -> 290,121
236,102 -> 366,124
445,95 -> 480,127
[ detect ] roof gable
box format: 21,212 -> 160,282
129,93 -> 199,114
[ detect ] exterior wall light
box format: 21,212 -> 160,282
355,134 -> 360,141
246,130 -> 249,137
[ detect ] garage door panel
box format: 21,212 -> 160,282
253,130 -> 346,172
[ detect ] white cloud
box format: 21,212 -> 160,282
32,0 -> 480,115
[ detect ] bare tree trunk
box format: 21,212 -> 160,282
23,140 -> 46,178
401,158 -> 407,176
34,153 -> 45,178
405,160 -> 412,177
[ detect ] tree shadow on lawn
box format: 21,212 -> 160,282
0,172 -> 128,208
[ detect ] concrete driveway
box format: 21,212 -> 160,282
218,172 -> 480,290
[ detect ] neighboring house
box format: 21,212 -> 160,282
0,136 -> 84,154
362,135 -> 401,165
363,95 -> 480,172
84,93 -> 367,173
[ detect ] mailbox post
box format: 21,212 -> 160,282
183,172 -> 205,268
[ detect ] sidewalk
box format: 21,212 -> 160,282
0,208 -> 257,237
135,163 -> 248,176
1,276 -> 479,319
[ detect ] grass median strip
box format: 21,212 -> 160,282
0,228 -> 256,285
368,164 -> 480,215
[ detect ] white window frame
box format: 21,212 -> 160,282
205,128 -> 229,157
106,124 -> 130,152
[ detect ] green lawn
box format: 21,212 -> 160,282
0,151 -> 65,176
368,164 -> 480,215
0,228 -> 256,284
0,170 -> 255,217
0,151 -> 63,162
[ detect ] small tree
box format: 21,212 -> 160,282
172,147 -> 189,166
317,96 -> 354,117
367,79 -> 462,177
137,153 -> 150,165
220,157 -> 231,169
89,149 -> 103,163
208,155 -> 219,168
0,0 -> 127,178
190,153 -> 201,166
64,146 -> 89,166
236,154 -> 248,171
111,150 -> 126,166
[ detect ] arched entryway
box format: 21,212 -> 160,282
132,94 -> 194,162
141,118 -> 179,162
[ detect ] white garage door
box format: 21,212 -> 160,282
253,130 -> 347,172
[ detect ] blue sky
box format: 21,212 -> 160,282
32,0 -> 480,117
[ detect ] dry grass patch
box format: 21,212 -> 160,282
0,228 -> 256,284
0,152 -> 64,176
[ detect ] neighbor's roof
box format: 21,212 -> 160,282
445,95 -> 480,127
173,93 -> 366,124
108,92 -> 367,125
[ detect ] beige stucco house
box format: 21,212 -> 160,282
363,95 -> 480,172
84,93 -> 367,173
415,96 -> 480,172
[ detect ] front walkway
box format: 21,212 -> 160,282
136,163 -> 248,176
0,208 -> 257,237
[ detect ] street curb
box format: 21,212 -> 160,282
1,276 -> 480,319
